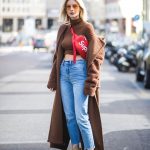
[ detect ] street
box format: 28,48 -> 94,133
0,50 -> 150,150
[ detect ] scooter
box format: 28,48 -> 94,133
113,47 -> 128,67
117,45 -> 137,72
105,41 -> 115,59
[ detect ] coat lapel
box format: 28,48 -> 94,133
56,23 -> 69,50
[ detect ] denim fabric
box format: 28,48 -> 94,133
60,59 -> 95,150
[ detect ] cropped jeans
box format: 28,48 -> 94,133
60,59 -> 95,150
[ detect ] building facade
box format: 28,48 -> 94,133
0,0 -> 106,42
0,0 -> 64,42
84,0 -> 105,30
0,0 -> 47,32
143,0 -> 150,34
105,0 -> 143,36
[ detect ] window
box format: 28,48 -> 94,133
2,19 -> 13,32
18,19 -> 24,30
2,7 -> 5,12
35,19 -> 42,29
48,19 -> 53,29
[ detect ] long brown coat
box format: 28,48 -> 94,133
47,22 -> 105,150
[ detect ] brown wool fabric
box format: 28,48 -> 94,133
47,18 -> 105,150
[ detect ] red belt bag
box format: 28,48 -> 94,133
70,27 -> 89,63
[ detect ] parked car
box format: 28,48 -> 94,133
33,38 -> 48,50
136,40 -> 150,89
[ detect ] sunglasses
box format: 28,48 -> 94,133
66,4 -> 79,10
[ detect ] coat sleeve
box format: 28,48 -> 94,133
47,25 -> 62,90
84,50 -> 104,96
47,59 -> 57,90
47,45 -> 58,90
84,23 -> 105,96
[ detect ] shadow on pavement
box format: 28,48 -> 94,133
104,129 -> 150,150
0,143 -> 50,150
101,99 -> 150,121
1,128 -> 150,150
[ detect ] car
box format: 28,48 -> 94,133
32,38 -> 48,50
136,39 -> 150,89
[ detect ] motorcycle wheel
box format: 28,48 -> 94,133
144,69 -> 150,89
109,56 -> 114,64
117,64 -> 129,72
136,67 -> 144,81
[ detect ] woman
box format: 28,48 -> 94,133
47,0 -> 105,150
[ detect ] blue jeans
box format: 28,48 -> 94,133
60,59 -> 95,150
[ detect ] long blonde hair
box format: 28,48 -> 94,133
60,0 -> 88,22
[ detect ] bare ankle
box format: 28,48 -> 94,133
72,144 -> 80,150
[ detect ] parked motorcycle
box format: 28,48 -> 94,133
117,45 -> 138,72
113,47 -> 128,67
107,42 -> 121,64
105,41 -> 115,59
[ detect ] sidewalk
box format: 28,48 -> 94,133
0,46 -> 33,53
0,54 -> 57,149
